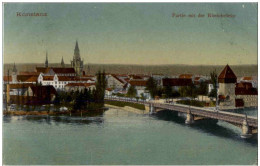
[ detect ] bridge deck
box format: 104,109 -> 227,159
105,97 -> 258,128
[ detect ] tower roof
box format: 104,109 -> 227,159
218,64 -> 237,83
74,40 -> 80,59
75,40 -> 79,50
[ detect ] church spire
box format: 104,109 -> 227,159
61,56 -> 65,68
45,51 -> 48,68
74,40 -> 80,60
12,62 -> 17,73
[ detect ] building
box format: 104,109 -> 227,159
218,64 -> 257,109
64,83 -> 95,92
6,84 -> 56,105
71,40 -> 84,76
35,67 -> 76,77
127,80 -> 150,98
27,85 -> 57,105
106,74 -> 126,91
162,78 -> 193,91
239,76 -> 258,88
235,82 -> 257,108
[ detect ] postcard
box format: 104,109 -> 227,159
2,2 -> 258,165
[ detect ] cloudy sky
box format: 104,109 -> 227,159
3,3 -> 257,65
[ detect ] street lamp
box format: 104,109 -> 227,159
215,82 -> 219,112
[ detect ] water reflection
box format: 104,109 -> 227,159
3,114 -> 104,125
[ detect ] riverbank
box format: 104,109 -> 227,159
3,108 -> 107,116
105,104 -> 149,114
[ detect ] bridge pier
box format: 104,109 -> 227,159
185,109 -> 194,124
241,115 -> 252,139
149,104 -> 155,114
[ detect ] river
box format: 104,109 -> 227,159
3,107 -> 258,165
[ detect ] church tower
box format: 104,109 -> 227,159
61,56 -> 65,68
71,40 -> 84,76
45,51 -> 48,68
12,63 -> 17,83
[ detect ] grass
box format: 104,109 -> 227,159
105,100 -> 145,110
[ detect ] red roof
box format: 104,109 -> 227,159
111,74 -> 125,84
43,76 -> 54,81
179,74 -> 193,79
19,71 -> 38,75
24,76 -> 38,82
129,80 -> 147,86
8,83 -> 34,89
35,67 -> 49,73
242,77 -> 253,81
162,78 -> 192,86
58,76 -> 74,81
218,65 -> 237,83
65,83 -> 95,87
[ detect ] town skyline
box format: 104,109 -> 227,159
4,3 -> 257,65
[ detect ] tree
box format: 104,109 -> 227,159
197,82 -> 208,96
95,70 -> 107,103
73,91 -> 84,111
146,77 -> 157,98
209,70 -> 218,98
53,94 -> 61,111
127,85 -> 137,97
178,84 -> 197,98
164,85 -> 173,98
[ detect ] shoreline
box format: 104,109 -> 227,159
3,108 -> 107,116
104,104 -> 149,114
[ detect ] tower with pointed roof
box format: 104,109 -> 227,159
61,57 -> 65,68
45,51 -> 48,68
71,40 -> 84,76
12,63 -> 17,83
218,64 -> 237,109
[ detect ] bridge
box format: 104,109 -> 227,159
105,97 -> 258,138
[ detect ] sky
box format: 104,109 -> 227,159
3,3 -> 258,65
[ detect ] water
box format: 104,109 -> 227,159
3,108 -> 258,165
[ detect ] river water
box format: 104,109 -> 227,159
3,108 -> 258,165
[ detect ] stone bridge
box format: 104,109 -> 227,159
105,97 -> 258,138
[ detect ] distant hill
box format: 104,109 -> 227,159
3,63 -> 257,77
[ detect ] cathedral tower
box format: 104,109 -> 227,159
71,40 -> 84,76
